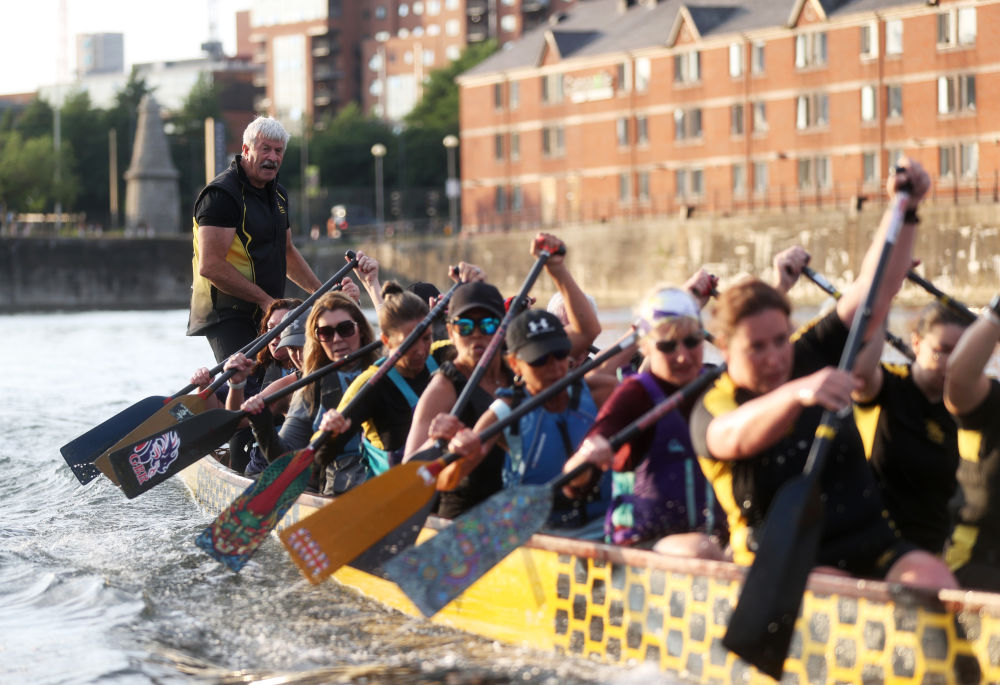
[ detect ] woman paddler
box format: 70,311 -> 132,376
688,160 -> 957,588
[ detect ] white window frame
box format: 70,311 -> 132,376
886,18 -> 903,55
796,93 -> 829,130
860,22 -> 878,59
751,40 -> 765,75
753,160 -> 768,196
938,74 -> 976,114
795,31 -> 827,69
729,43 -> 744,78
674,50 -> 701,84
752,101 -> 767,133
635,57 -> 650,92
674,107 -> 703,141
861,85 -> 877,122
731,103 -> 744,136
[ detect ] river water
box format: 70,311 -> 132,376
0,309 -> 680,685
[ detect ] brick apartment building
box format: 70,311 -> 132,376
456,0 -> 1000,231
246,0 -> 577,128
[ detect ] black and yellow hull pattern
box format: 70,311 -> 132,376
180,456 -> 1000,683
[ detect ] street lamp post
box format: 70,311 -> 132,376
443,134 -> 459,234
371,143 -> 387,240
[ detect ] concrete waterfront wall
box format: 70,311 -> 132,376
3,202 -> 1000,313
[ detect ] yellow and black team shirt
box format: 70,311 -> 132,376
689,311 -> 899,574
187,157 -> 289,335
854,363 -> 958,554
947,378 -> 1000,578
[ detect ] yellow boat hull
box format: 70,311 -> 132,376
180,456 -> 1000,683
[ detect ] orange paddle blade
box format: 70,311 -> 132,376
280,460 -> 443,584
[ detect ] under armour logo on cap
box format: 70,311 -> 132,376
527,317 -> 554,337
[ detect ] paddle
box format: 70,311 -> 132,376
60,251 -> 359,484
279,327 -> 640,584
905,270 -> 978,324
195,280 -> 463,571
101,339 -> 381,499
722,193 -> 911,679
383,362 -> 727,617
330,246 -> 567,576
802,266 -> 915,361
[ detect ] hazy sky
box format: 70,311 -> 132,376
0,0 -> 251,95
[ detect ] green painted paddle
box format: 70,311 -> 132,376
802,266 -> 915,361
196,280 -> 463,571
61,251 -> 358,484
905,270 -> 978,324
722,193 -> 911,679
383,362 -> 726,617
104,340 -> 381,499
279,328 -> 640,584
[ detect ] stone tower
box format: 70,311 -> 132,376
124,95 -> 180,234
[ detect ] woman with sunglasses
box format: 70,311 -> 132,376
404,234 -> 601,518
310,281 -> 457,494
561,286 -> 729,558
686,161 -> 956,588
241,290 -> 379,488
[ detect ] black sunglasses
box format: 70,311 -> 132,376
315,320 -> 358,341
527,349 -> 570,367
654,334 -> 703,354
450,316 -> 500,337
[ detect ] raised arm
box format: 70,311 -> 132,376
534,232 -> 601,357
944,311 -> 999,416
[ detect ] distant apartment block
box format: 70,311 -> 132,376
456,0 -> 1000,231
76,33 -> 125,77
246,0 -> 577,127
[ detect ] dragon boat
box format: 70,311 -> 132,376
180,454 -> 1000,684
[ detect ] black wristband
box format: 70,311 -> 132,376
903,208 -> 920,224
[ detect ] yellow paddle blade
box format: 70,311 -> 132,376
280,460 -> 442,584
93,394 -> 208,486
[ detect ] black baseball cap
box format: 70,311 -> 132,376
449,282 -> 505,319
505,309 -> 571,364
407,281 -> 440,303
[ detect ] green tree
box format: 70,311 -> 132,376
0,132 -> 78,213
167,74 -> 225,222
105,70 -> 153,228
60,90 -> 111,225
309,103 -> 395,188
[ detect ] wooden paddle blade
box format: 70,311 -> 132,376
279,461 -> 440,584
105,408 -> 244,498
723,475 -> 824,679
384,484 -> 553,617
195,450 -> 313,572
93,395 -> 207,486
60,396 -> 166,484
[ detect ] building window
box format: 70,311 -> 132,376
887,148 -> 904,171
446,0 -> 458,9
863,152 -> 878,185
399,3 -> 409,16
674,108 -> 703,140
511,185 -> 523,211
732,163 -> 746,196
635,57 -> 650,92
494,83 -> 503,109
446,44 -> 460,60
501,15 -> 517,32
495,186 -> 506,212
886,85 -> 902,119
796,93 -> 829,129
752,101 -> 767,133
494,134 -> 504,161
676,169 -> 704,198
427,0 -> 440,14
751,40 -> 765,74
753,161 -> 768,196
886,19 -> 903,55
861,85 -> 877,122
731,104 -> 744,136
940,143 -> 979,179
674,50 -> 701,84
860,22 -> 878,58
616,117 -> 629,147
413,1 -> 424,14
541,73 -> 564,104
729,43 -> 744,77
638,171 -> 650,201
427,24 -> 440,35
445,19 -> 460,36
795,31 -> 827,69
423,49 -> 435,66
938,75 -> 975,114
510,132 -> 520,161
938,7 -> 976,47
542,126 -> 565,157
616,62 -> 629,92
798,156 -> 831,190
509,81 -> 519,109
375,5 -> 387,19
636,116 -> 648,145
619,173 -> 631,203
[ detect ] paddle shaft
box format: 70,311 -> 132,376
198,251 -> 359,398
802,266 -> 915,361
906,270 -> 978,324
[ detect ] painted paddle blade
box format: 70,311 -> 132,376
104,408 -> 244,498
279,461 -> 440,584
723,474 -> 824,679
60,396 -> 167,484
384,484 -> 553,617
196,450 -> 313,572
92,395 -> 206,486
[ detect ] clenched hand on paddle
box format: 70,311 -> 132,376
61,251 -> 359,484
